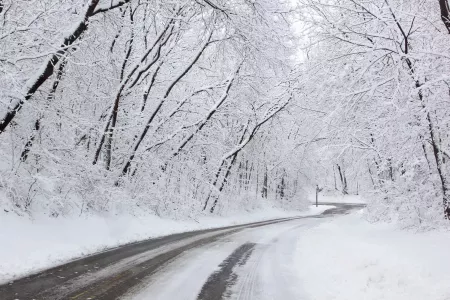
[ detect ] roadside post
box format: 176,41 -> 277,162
315,185 -> 323,207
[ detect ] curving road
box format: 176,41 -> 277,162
0,203 -> 364,300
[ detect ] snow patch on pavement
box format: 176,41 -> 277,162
294,210 -> 450,300
0,204 -> 332,284
124,218 -> 319,300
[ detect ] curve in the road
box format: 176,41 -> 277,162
0,203 -> 364,300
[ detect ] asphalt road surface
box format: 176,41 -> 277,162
0,203 -> 364,300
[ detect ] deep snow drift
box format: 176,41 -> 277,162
0,204 -> 330,284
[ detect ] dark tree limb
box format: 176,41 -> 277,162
21,58 -> 67,162
203,122 -> 249,211
93,18 -> 175,166
439,0 -> 450,33
118,30 -> 213,178
170,61 -> 241,161
93,0 -> 132,15
0,0 -> 132,135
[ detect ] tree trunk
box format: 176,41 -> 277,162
333,165 -> 338,190
262,167 -> 268,198
20,119 -> 40,162
427,112 -> 450,218
279,173 -> 285,199
422,141 -> 432,171
439,0 -> 450,33
20,58 -> 67,162
367,162 -> 375,187
337,164 -> 348,194
210,151 -> 240,213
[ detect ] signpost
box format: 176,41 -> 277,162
315,185 -> 323,207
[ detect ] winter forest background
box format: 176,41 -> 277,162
1,0 -> 450,229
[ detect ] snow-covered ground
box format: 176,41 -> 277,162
126,208 -> 450,300
0,204 -> 330,284
315,192 -> 366,204
3,188 -> 448,300
306,188 -> 366,204
295,210 -> 450,300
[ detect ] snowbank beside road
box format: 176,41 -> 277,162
315,193 -> 366,204
294,210 -> 450,300
304,187 -> 366,204
0,205 -> 332,284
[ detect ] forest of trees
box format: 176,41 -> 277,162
295,0 -> 450,228
1,0 -> 449,228
0,0 -> 303,218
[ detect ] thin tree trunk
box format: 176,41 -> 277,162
279,172 -> 285,199
337,164 -> 348,194
262,167 -> 268,198
333,165 -> 338,190
439,0 -> 450,33
427,112 -> 450,218
388,158 -> 394,181
203,124 -> 249,210
422,141 -> 431,171
210,151 -> 240,213
343,169 -> 348,194
367,162 -> 375,187
141,61 -> 163,112
20,119 -> 40,162
21,58 -> 67,162
255,163 -> 259,200
109,7 -> 128,53
413,72 -> 450,218
247,161 -> 254,191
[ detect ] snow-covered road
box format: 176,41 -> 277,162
3,202 -> 449,300
126,203 -> 450,300
0,204 -> 363,300
124,217 -> 323,300
12,201 -> 450,300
